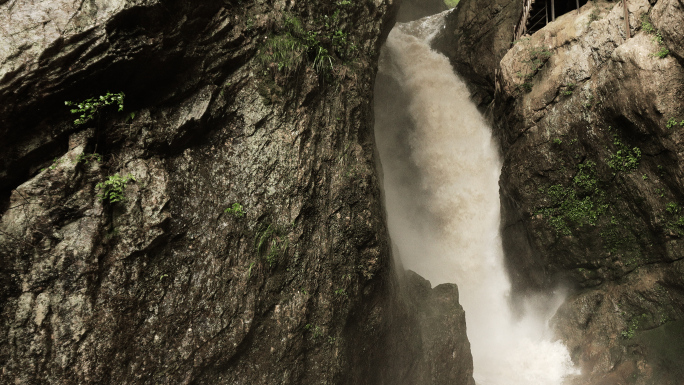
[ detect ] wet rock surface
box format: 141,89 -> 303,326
492,0 -> 684,382
431,0 -> 519,108
0,0 -> 475,384
405,272 -> 474,385
382,271 -> 474,385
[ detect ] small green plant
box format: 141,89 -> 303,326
96,173 -> 135,204
641,14 -> 656,34
105,227 -> 120,239
304,324 -> 323,339
562,83 -> 575,96
641,16 -> 670,59
587,8 -> 601,25
654,47 -> 670,58
247,261 -> 256,278
666,202 -> 681,215
254,224 -> 289,268
526,47 -> 553,72
245,17 -> 255,31
334,288 -> 347,296
553,138 -> 563,145
516,43 -> 552,93
621,313 -> 648,339
266,238 -> 288,267
224,203 -> 246,217
312,45 -> 333,73
653,31 -> 664,45
536,161 -> 607,236
76,153 -> 102,164
666,117 -> 684,129
663,202 -> 684,235
519,82 -> 533,93
608,135 -> 641,173
65,92 -> 125,125
260,33 -> 307,72
42,157 -> 64,172
259,11 -> 356,78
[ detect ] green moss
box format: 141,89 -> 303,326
608,134 -> 641,173
537,161 -> 607,236
600,216 -> 637,254
622,313 -> 649,339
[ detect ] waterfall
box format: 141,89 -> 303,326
374,13 -> 579,385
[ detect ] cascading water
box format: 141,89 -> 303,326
374,13 -> 579,385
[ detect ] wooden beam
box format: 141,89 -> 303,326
623,0 -> 631,38
546,0 -> 549,25
551,0 -> 555,22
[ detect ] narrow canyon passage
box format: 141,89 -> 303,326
374,15 -> 578,384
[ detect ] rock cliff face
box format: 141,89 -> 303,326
431,0 -> 684,382
431,0 -> 519,108
493,0 -> 684,383
0,0 -> 474,384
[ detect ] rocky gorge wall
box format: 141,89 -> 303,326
436,0 -> 684,382
0,0 -> 474,384
496,0 -> 684,382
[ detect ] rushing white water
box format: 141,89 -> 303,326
374,14 -> 579,385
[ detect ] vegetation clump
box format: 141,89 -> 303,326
608,135 -> 641,173
76,153 -> 102,164
562,83 -> 575,96
65,92 -> 125,125
259,11 -> 357,77
641,14 -> 670,58
96,173 -> 135,204
254,224 -> 289,268
224,203 -> 246,218
666,117 -> 684,129
515,42 -> 553,93
663,202 -> 684,235
537,161 -> 607,235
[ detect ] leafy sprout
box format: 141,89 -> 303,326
65,92 -> 125,125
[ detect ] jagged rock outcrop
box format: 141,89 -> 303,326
383,271 -> 475,385
431,0 -> 519,108
494,0 -> 684,383
0,0 -> 474,384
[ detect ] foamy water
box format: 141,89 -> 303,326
374,14 -> 579,385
